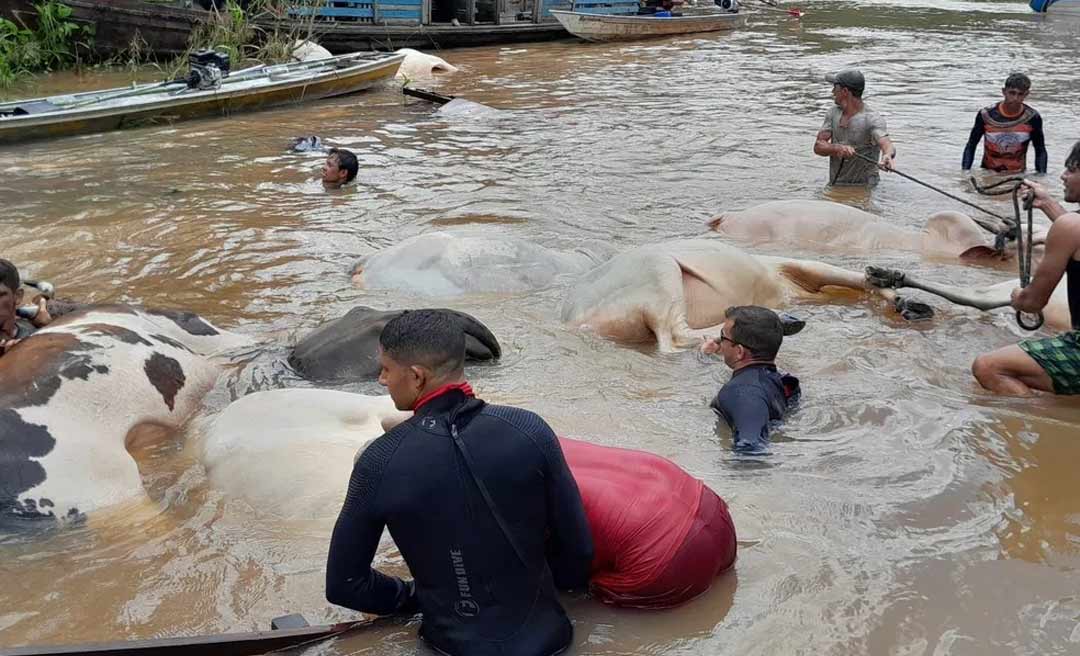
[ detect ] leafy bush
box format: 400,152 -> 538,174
0,1 -> 94,87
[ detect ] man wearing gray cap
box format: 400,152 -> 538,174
814,69 -> 896,186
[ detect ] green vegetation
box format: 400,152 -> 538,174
0,0 -> 325,89
0,1 -> 94,88
130,0 -> 323,80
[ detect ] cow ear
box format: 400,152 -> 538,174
958,245 -> 1004,262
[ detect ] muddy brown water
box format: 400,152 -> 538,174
4,1 -> 1080,653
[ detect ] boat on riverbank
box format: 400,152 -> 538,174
1029,0 -> 1080,14
0,0 -> 572,59
549,7 -> 745,42
0,51 -> 403,145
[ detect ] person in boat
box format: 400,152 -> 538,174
971,141 -> 1080,396
325,309 -> 593,656
962,73 -> 1048,175
701,306 -> 800,453
639,0 -> 679,16
322,147 -> 359,189
813,69 -> 896,186
559,436 -> 737,608
0,259 -> 52,355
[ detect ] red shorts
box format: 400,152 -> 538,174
603,486 -> 737,609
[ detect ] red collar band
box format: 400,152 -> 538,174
412,382 -> 474,411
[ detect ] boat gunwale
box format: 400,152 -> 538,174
548,8 -> 747,24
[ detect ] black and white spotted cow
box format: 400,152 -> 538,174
0,304 -> 252,524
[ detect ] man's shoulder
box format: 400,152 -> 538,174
857,104 -> 885,122
715,375 -> 770,404
1054,211 -> 1080,233
479,404 -> 554,436
355,422 -> 413,475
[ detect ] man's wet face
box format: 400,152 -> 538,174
322,154 -> 346,187
1063,165 -> 1080,204
1001,86 -> 1028,111
0,283 -> 22,327
378,348 -> 421,410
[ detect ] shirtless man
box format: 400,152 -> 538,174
971,141 -> 1080,395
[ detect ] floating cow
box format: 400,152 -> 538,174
0,305 -> 251,524
394,48 -> 460,80
708,199 -> 1043,265
289,306 -> 501,382
561,239 -> 925,351
350,232 -> 608,297
198,389 -> 408,520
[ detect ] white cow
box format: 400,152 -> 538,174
709,199 -> 1043,264
562,239 -> 915,351
197,390 -> 409,519
351,232 -> 609,297
395,48 -> 459,80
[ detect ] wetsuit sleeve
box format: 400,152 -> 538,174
962,111 -> 985,170
538,426 -> 593,590
326,440 -> 416,615
711,385 -> 771,452
1031,113 -> 1048,174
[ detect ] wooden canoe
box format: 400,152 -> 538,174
0,617 -> 384,656
0,51 -> 403,145
549,9 -> 746,42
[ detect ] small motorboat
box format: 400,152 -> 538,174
1029,0 -> 1080,14
550,0 -> 746,43
0,50 -> 404,145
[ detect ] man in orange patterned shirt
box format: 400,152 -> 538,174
962,73 -> 1047,174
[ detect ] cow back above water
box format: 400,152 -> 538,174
351,232 -> 605,297
198,390 -> 410,520
289,306 -> 501,382
0,305 -> 251,524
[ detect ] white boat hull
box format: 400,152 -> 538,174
550,9 -> 746,42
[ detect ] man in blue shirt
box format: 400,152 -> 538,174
701,306 -> 800,453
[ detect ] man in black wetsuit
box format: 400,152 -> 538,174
972,141 -> 1080,396
701,306 -> 800,453
325,309 -> 593,656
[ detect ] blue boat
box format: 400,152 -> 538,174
1030,0 -> 1080,15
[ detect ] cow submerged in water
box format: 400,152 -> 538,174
0,305 -> 251,524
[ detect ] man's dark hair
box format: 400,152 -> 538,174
328,148 -> 358,183
0,258 -> 20,293
725,305 -> 783,361
380,309 -> 465,377
1066,140 -> 1080,171
1004,73 -> 1031,93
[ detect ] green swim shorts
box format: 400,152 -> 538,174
1019,330 -> 1080,395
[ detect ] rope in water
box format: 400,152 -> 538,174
972,177 -> 1044,330
849,152 -> 1014,233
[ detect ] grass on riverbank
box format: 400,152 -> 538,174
0,1 -> 93,88
123,0 -> 326,80
1,0 -> 326,91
